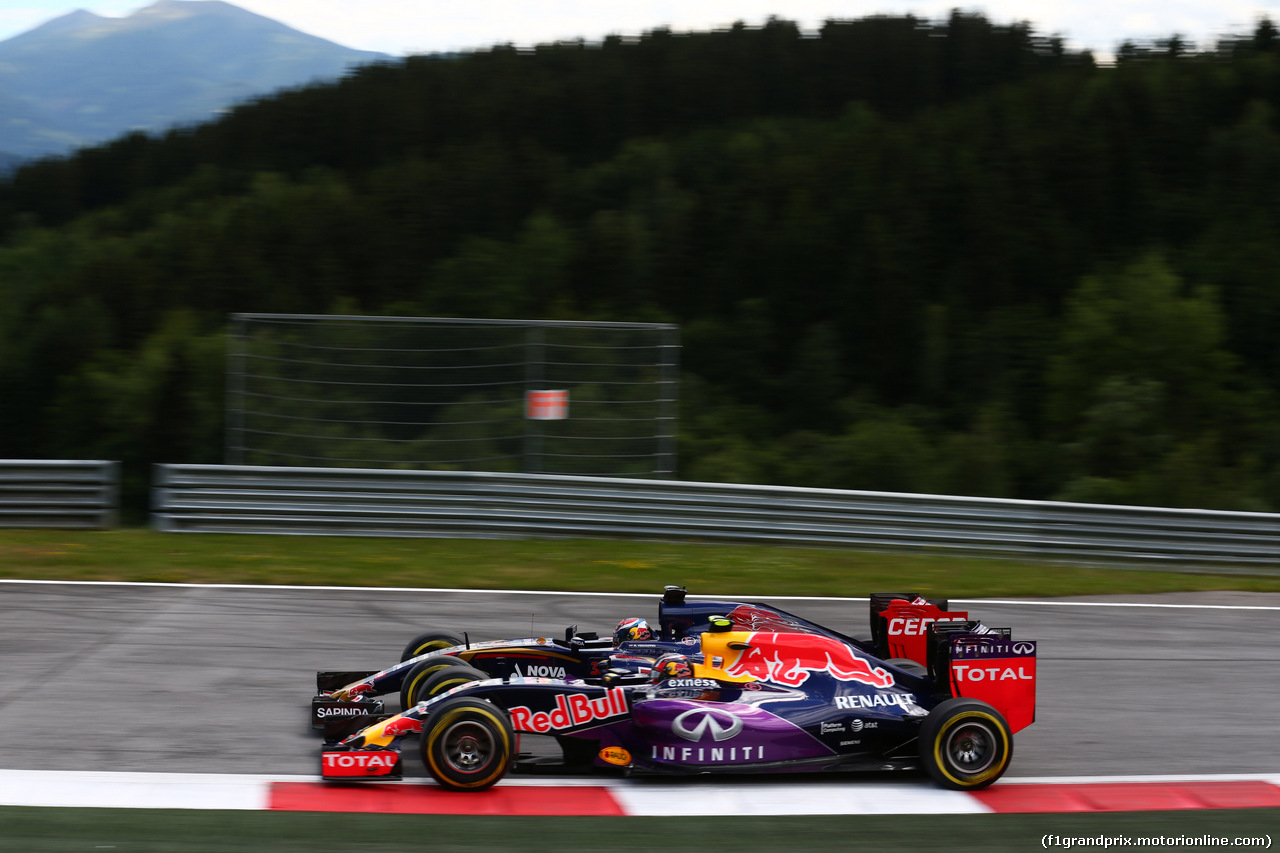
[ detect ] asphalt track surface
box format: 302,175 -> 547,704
1,582 -> 1278,780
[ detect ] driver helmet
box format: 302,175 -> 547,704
650,653 -> 694,682
614,617 -> 653,645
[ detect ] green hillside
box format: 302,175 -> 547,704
2,13 -> 1279,516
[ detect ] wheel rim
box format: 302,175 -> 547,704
943,720 -> 997,775
441,719 -> 496,775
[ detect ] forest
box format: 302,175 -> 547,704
1,12 -> 1279,516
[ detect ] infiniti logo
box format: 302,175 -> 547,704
1012,642 -> 1035,655
672,708 -> 744,742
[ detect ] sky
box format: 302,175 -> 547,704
1,0 -> 1278,59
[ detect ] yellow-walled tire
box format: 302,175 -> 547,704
918,698 -> 1013,790
400,629 -> 465,662
398,657 -> 474,710
420,698 -> 514,791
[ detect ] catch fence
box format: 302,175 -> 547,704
225,314 -> 679,478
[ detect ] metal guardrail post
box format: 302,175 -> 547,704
225,314 -> 247,466
656,325 -> 679,478
524,324 -> 544,475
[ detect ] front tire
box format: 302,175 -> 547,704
420,698 -> 514,791
400,629 -> 466,662
918,698 -> 1013,790
400,663 -> 488,709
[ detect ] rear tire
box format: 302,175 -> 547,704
400,629 -> 466,662
918,697 -> 1013,790
400,663 -> 488,709
420,698 -> 513,791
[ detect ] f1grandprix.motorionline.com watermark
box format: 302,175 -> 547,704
1043,835 -> 1271,849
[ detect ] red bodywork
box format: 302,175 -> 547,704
882,600 -> 969,665
947,636 -> 1037,733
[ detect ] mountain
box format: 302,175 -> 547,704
0,0 -> 388,157
0,152 -> 26,175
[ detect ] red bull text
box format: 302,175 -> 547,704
509,687 -> 628,734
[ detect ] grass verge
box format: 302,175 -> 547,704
2,528 -> 1279,597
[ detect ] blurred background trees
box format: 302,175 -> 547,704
2,13 -> 1280,515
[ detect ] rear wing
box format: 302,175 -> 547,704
882,601 -> 969,665
927,623 -> 1037,733
868,593 -> 961,664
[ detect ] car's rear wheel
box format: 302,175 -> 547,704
420,698 -> 513,791
400,629 -> 466,662
400,662 -> 487,709
918,697 -> 1012,790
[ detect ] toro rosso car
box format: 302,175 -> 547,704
312,587 -> 712,728
316,587 -> 1037,791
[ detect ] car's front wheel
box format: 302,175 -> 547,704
918,697 -> 1012,790
400,629 -> 465,662
420,698 -> 514,791
401,662 -> 488,709
398,657 -> 470,709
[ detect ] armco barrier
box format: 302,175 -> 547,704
151,464 -> 1280,570
0,460 -> 120,529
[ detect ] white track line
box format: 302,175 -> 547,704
954,598 -> 1280,610
3,579 -> 1277,610
3,770 -> 1278,813
1001,773 -> 1280,785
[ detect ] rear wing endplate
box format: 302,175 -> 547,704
928,625 -> 1037,733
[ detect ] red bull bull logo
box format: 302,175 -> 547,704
721,633 -> 895,689
343,713 -> 424,748
379,716 -> 424,738
338,681 -> 374,700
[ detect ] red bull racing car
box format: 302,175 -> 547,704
314,587 -> 1036,791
